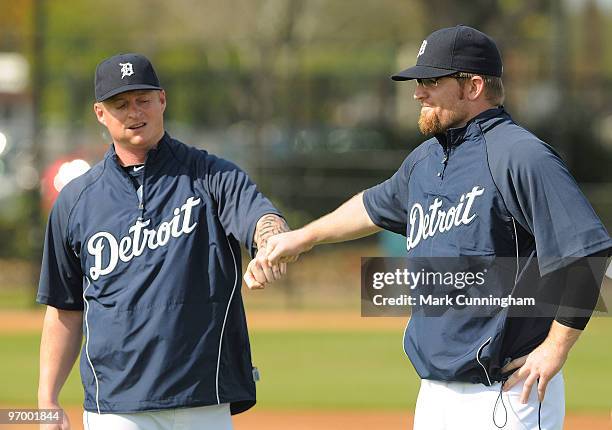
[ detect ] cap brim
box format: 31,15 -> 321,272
96,84 -> 163,102
391,65 -> 457,81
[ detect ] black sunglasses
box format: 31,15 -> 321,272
416,74 -> 470,88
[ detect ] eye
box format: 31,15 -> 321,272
416,78 -> 438,88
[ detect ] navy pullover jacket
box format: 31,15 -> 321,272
38,133 -> 281,414
364,107 -> 612,384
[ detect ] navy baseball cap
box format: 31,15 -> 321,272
392,25 -> 503,81
95,53 -> 162,102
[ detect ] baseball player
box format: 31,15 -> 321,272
37,53 -> 287,430
247,26 -> 612,429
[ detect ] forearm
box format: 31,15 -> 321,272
38,307 -> 83,406
554,249 -> 610,330
543,320 -> 582,357
263,192 -> 382,267
301,192 -> 382,246
254,214 -> 290,249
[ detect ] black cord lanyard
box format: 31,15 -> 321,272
492,379 -> 542,429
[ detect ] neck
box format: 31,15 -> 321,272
458,103 -> 498,128
114,132 -> 164,166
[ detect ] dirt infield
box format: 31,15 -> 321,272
0,407 -> 609,430
0,309 -> 408,334
235,410 -> 612,429
0,310 -> 43,333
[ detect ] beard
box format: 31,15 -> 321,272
418,107 -> 466,136
417,86 -> 467,135
418,108 -> 444,135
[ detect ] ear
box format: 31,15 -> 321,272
467,76 -> 486,101
93,103 -> 107,126
158,90 -> 167,113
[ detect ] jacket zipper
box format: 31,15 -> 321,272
139,160 -> 147,219
440,145 -> 450,180
113,155 -> 147,216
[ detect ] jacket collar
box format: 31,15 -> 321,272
105,132 -> 172,168
435,106 -> 507,148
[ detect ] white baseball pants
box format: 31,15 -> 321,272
413,372 -> 564,430
83,403 -> 233,430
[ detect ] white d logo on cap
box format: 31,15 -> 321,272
119,62 -> 134,79
417,40 -> 427,58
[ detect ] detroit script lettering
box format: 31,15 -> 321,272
86,196 -> 201,280
406,186 -> 485,251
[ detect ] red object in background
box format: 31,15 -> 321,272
41,156 -> 91,211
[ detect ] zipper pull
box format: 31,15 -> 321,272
441,144 -> 449,164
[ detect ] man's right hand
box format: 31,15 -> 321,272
265,229 -> 315,265
38,307 -> 82,430
243,247 -> 287,289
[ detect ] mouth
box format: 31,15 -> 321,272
127,122 -> 146,130
421,105 -> 440,113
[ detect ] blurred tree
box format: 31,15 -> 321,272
0,0 -> 609,228
0,0 -> 32,51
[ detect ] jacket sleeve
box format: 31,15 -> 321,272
362,153 -> 416,236
204,155 -> 283,257
487,136 -> 612,275
37,193 -> 84,310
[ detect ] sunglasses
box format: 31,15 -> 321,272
416,74 -> 470,88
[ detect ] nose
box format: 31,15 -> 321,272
126,100 -> 143,118
414,83 -> 427,101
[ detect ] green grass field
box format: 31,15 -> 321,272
0,288 -> 37,310
0,319 -> 610,411
250,331 -> 417,410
